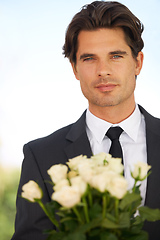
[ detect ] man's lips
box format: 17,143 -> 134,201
95,83 -> 117,92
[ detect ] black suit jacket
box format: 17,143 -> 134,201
11,105 -> 160,240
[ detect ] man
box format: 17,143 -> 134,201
11,1 -> 160,240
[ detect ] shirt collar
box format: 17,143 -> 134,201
86,104 -> 142,143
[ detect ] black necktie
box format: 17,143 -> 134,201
106,126 -> 123,161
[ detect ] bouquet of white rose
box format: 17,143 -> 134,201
21,153 -> 160,240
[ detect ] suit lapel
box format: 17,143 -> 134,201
64,111 -> 93,159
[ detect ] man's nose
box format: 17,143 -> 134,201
97,60 -> 111,77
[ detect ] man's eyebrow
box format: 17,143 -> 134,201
109,50 -> 128,55
79,53 -> 96,60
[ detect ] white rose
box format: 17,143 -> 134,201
70,176 -> 87,195
51,186 -> 81,208
132,161 -> 151,180
67,155 -> 87,170
91,152 -> 110,166
107,158 -> 124,174
96,165 -> 109,174
78,162 -> 96,184
21,180 -> 42,202
90,171 -> 117,192
53,179 -> 69,191
107,175 -> 128,199
47,164 -> 68,184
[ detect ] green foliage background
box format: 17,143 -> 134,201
0,166 -> 20,240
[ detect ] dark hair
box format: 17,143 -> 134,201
62,1 -> 144,64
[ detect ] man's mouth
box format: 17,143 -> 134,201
95,83 -> 117,92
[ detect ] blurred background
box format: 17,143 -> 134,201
0,0 -> 160,239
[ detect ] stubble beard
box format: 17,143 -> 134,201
89,93 -> 122,108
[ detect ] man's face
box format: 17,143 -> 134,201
72,28 -> 143,114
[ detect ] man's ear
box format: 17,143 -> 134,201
71,62 -> 79,80
135,51 -> 144,76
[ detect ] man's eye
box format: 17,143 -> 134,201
112,55 -> 122,59
83,57 -> 94,61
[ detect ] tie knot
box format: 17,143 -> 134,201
106,126 -> 123,141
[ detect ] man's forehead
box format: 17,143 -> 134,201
76,28 -> 130,56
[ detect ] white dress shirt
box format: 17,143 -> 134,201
86,104 -> 147,205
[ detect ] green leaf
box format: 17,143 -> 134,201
60,216 -> 77,223
119,192 -> 141,210
105,213 -> 116,222
100,231 -> 118,240
45,201 -> 60,218
134,185 -> 141,195
61,218 -> 79,232
119,212 -> 130,228
88,228 -> 101,237
101,218 -> 119,229
63,232 -> 86,240
132,215 -> 142,225
101,212 -> 130,229
139,206 -> 160,221
78,216 -> 102,233
122,230 -> 148,240
88,202 -> 102,220
130,215 -> 144,233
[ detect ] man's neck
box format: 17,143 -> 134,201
88,102 -> 136,124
